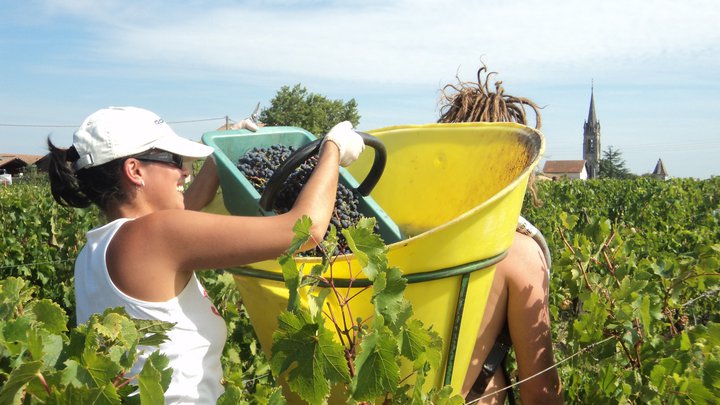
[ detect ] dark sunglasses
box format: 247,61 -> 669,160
132,150 -> 184,170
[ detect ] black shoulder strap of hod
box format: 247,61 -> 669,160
471,323 -> 515,403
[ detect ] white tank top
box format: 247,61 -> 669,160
75,218 -> 227,404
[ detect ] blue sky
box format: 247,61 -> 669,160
1,0 -> 718,178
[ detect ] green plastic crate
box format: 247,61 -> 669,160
201,126 -> 404,245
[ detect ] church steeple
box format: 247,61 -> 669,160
587,84 -> 598,125
583,81 -> 602,178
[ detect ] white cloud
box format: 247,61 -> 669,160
37,0 -> 720,87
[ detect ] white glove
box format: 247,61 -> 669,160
231,118 -> 258,132
322,121 -> 365,167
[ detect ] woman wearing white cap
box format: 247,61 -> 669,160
46,106 -> 365,404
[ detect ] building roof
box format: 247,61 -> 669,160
543,160 -> 587,174
0,154 -> 45,169
652,158 -> 669,176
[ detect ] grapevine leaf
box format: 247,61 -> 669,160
82,351 -> 122,388
305,263 -> 326,285
279,253 -> 301,311
307,289 -> 331,324
704,359 -> 720,390
147,351 -> 172,391
599,363 -> 617,395
0,360 -> 42,404
687,379 -> 716,403
572,292 -> 608,343
270,310 -> 349,404
287,216 -> 313,255
319,224 -> 339,257
27,327 -> 63,367
0,277 -> 34,319
640,295 -> 652,338
702,323 -> 720,347
59,359 -> 85,387
372,267 -> 408,327
410,366 -> 427,403
350,326 -> 400,401
134,318 -> 174,347
612,278 -> 647,302
137,353 -> 165,405
399,319 -> 442,370
29,299 -> 68,333
428,385 -> 465,404
680,331 -> 691,351
649,364 -> 667,390
267,386 -> 287,405
54,384 -> 117,405
216,384 -> 243,405
4,316 -> 32,347
343,217 -> 387,281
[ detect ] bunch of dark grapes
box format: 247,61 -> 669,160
237,145 -> 374,256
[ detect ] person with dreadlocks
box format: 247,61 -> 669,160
438,64 -> 562,404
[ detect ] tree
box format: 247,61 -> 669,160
259,84 -> 361,136
599,146 -> 635,179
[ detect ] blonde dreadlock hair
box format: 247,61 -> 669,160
437,62 -> 543,206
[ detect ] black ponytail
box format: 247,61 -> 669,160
47,137 -> 130,211
47,138 -> 91,208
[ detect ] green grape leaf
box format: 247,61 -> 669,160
703,323 -> 720,347
82,351 -> 122,387
680,331 -> 691,351
0,360 -> 43,404
306,263 -> 326,283
687,378 -> 716,403
649,364 -> 667,390
147,351 -> 172,391
134,318 -> 174,347
319,224 -> 338,258
51,384 -> 118,405
307,289 -> 331,324
427,385 -> 465,404
279,253 -> 301,311
26,327 -> 63,367
599,363 -> 618,395
0,277 -> 34,319
399,319 -> 442,370
640,294 -> 652,337
410,368 -> 427,403
4,316 -> 32,346
350,326 -> 400,401
267,386 -> 287,404
59,359 -> 85,387
372,267 -> 408,327
137,354 -> 165,405
343,217 -> 387,281
270,310 -> 349,404
29,299 -> 68,333
216,384 -> 243,405
704,359 -> 720,390
287,216 -> 312,255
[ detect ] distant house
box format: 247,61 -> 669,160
0,153 -> 48,177
542,160 -> 588,180
652,159 -> 670,180
0,153 -> 48,186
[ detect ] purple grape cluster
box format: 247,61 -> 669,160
237,145 -> 371,256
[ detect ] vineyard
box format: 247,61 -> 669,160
1,175 -> 719,403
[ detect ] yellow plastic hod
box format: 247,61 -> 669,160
210,122 -> 544,402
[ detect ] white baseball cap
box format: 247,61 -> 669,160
72,106 -> 214,171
